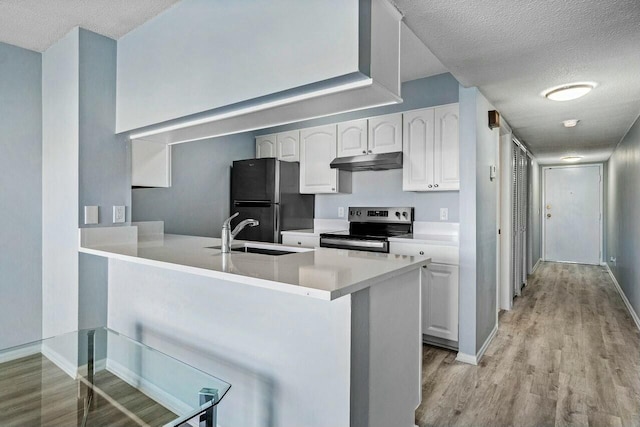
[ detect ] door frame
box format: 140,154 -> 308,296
541,163 -> 603,264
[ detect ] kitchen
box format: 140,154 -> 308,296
2,1 -> 639,426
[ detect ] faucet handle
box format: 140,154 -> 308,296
223,212 -> 239,228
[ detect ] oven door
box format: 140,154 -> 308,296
319,236 -> 389,253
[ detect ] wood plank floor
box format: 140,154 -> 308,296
416,262 -> 640,427
0,353 -> 176,426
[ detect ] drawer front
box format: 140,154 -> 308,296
389,242 -> 458,265
282,234 -> 319,248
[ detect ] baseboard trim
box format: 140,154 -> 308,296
532,258 -> 542,273
106,359 -> 193,418
455,324 -> 498,366
41,344 -> 78,379
604,264 -> 640,331
0,343 -> 40,364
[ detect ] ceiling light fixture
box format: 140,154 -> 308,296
561,156 -> 582,162
562,119 -> 580,128
543,82 -> 596,101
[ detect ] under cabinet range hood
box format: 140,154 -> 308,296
330,152 -> 403,171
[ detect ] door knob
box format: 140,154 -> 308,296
547,213 -> 551,218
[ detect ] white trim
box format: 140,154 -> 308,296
0,343 -> 40,364
532,258 -> 542,274
455,323 -> 498,365
541,163 -> 604,264
106,359 -> 193,418
604,264 -> 640,331
41,344 -> 78,379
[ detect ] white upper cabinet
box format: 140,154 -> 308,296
256,134 -> 276,158
403,104 -> 459,191
337,119 -> 368,158
403,108 -> 435,191
368,113 -> 403,154
434,104 -> 460,190
300,125 -> 351,194
131,139 -> 172,188
276,131 -> 300,162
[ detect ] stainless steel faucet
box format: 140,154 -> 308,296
221,212 -> 259,253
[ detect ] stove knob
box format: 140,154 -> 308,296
402,211 -> 408,218
395,211 -> 401,218
350,210 -> 354,216
356,210 -> 361,216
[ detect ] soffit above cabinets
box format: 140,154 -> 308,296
125,0 -> 406,146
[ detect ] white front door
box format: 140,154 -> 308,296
543,165 -> 601,264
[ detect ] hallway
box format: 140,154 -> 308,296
416,262 -> 640,427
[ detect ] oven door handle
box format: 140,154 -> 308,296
320,238 -> 386,249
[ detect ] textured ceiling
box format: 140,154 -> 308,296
394,0 -> 640,163
0,0 -> 181,52
400,22 -> 448,82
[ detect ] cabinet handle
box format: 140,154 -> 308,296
368,150 -> 372,153
298,241 -> 302,245
419,251 -> 424,255
434,184 -> 439,188
428,184 -> 433,188
362,150 -> 367,154
331,188 -> 335,191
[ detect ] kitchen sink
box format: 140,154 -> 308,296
206,243 -> 313,256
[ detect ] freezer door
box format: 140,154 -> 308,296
231,202 -> 279,243
231,158 -> 278,203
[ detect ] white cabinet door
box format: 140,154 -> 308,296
369,113 -> 402,154
256,134 -> 276,158
276,131 -> 299,162
282,234 -> 319,248
299,125 -> 339,193
132,139 -> 171,188
422,263 -> 459,341
403,108 -> 435,191
434,104 -> 460,190
337,119 -> 368,158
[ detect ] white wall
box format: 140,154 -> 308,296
116,0 -> 360,132
0,42 -> 42,349
42,28 -> 80,338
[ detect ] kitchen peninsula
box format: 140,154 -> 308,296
80,225 -> 428,427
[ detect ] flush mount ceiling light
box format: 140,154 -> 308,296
562,119 -> 580,128
542,82 -> 596,101
561,156 -> 582,162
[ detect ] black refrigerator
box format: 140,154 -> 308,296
230,158 -> 314,243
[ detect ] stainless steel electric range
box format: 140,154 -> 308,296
319,207 -> 414,253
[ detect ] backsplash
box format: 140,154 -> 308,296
315,169 -> 459,222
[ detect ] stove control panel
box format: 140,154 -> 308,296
348,207 -> 414,223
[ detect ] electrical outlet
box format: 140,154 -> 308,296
338,207 -> 345,218
440,208 -> 449,221
113,206 -> 126,224
84,206 -> 99,225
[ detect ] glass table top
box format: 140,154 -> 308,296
0,328 -> 230,427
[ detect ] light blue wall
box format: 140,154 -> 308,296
458,87 -> 499,356
0,42 -> 42,349
258,73 -> 461,222
606,113 -> 640,318
79,29 -> 131,227
116,0 -> 360,132
132,133 -> 255,237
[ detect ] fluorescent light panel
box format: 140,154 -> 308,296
130,78 -> 374,140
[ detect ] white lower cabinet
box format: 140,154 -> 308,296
281,234 -> 319,248
421,263 -> 459,342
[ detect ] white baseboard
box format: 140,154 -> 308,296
455,323 -> 498,366
532,258 -> 542,273
0,343 -> 40,364
106,359 -> 193,418
41,344 -> 78,379
604,264 -> 640,331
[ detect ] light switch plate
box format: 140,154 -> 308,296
113,206 -> 126,224
440,208 -> 449,221
84,206 -> 99,225
338,207 -> 345,218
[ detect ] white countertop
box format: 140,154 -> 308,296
388,233 -> 459,246
79,229 -> 429,301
